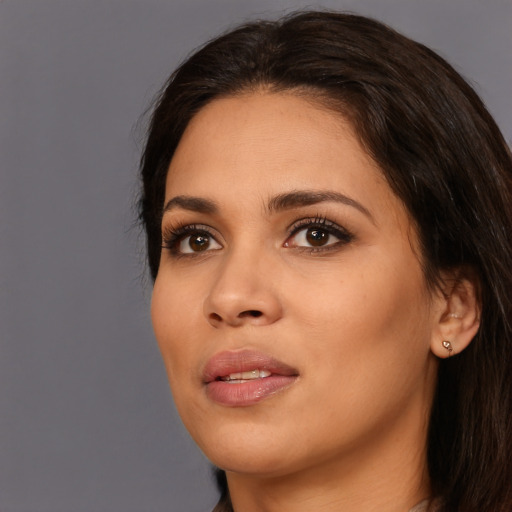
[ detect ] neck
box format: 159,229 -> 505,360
226,404 -> 432,512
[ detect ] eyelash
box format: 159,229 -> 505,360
161,223 -> 219,257
286,216 -> 354,253
161,217 -> 354,257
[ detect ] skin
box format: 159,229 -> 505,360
151,92 -> 476,512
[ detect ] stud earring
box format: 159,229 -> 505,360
442,340 -> 454,357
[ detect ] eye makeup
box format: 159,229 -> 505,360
161,213 -> 355,259
284,216 -> 355,253
161,223 -> 222,258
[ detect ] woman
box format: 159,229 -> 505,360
139,11 -> 512,512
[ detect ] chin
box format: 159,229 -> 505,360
211,451 -> 298,478
192,421 -> 300,477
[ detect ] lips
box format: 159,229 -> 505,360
202,350 -> 299,406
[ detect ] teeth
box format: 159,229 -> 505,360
221,369 -> 271,382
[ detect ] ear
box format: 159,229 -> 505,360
430,270 -> 481,359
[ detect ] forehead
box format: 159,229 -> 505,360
166,92 -> 386,199
163,90 -> 420,262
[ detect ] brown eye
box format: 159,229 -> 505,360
306,228 -> 328,246
189,234 -> 210,251
288,226 -> 337,248
284,219 -> 353,251
178,231 -> 222,254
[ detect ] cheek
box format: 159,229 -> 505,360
151,275 -> 202,376
287,250 -> 432,373
287,265 -> 433,436
151,279 -> 209,429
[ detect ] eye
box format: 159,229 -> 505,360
292,226 -> 334,247
284,218 -> 353,251
162,224 -> 222,255
178,232 -> 222,253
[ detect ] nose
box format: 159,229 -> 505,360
203,250 -> 283,328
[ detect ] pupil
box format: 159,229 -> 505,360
306,228 -> 327,246
189,234 -> 209,251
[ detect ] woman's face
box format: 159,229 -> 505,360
151,92 -> 440,478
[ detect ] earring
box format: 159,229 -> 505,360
442,340 -> 454,357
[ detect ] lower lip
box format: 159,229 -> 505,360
205,375 -> 297,407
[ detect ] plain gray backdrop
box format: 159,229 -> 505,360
1,1 -> 510,511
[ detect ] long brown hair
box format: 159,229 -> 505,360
139,11 -> 512,512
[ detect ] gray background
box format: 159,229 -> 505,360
1,1 -> 510,511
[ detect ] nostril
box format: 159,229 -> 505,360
240,310 -> 263,318
207,309 -> 266,325
210,313 -> 222,322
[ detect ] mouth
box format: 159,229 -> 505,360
218,368 -> 272,383
202,350 -> 299,407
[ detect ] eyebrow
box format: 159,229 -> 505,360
163,195 -> 219,214
163,189 -> 373,222
267,190 -> 374,221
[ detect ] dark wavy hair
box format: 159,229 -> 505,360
139,11 -> 512,512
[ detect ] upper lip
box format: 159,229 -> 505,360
202,349 -> 299,383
